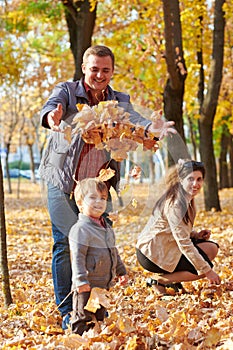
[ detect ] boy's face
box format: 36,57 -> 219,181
80,189 -> 108,218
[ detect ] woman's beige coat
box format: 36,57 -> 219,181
136,198 -> 211,275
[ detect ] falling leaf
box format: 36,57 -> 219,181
98,168 -> 115,182
108,211 -> 119,222
129,165 -> 142,180
120,184 -> 130,195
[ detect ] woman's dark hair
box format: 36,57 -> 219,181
178,160 -> 205,180
152,159 -> 205,224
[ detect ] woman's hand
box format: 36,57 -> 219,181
205,269 -> 221,285
77,283 -> 91,293
198,229 -> 211,240
191,229 -> 211,240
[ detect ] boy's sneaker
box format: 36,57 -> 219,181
62,313 -> 71,330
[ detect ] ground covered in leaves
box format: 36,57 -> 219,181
1,180 -> 233,349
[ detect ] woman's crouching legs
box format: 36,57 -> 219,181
196,241 -> 219,261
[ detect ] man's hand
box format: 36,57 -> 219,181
47,103 -> 63,131
148,110 -> 176,139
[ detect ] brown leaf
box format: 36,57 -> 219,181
72,101 -> 159,160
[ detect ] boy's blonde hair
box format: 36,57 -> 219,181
74,178 -> 108,206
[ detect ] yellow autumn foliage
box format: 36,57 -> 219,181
1,181 -> 233,349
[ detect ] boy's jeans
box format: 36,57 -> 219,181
47,183 -> 79,316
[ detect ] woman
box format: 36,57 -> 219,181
136,159 -> 220,294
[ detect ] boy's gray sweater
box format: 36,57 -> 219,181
69,213 -> 127,290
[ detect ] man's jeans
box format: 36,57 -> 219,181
47,183 -> 79,316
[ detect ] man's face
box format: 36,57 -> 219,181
82,54 -> 114,92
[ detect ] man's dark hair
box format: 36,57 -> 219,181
83,45 -> 115,69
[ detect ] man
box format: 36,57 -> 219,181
39,45 -> 175,329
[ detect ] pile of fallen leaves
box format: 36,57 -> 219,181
1,180 -> 233,349
64,101 -> 159,161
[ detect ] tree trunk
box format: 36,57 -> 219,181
162,0 -> 190,165
62,0 -> 97,80
199,123 -> 220,210
5,143 -> 12,195
219,126 -> 230,189
148,153 -> 155,184
187,115 -> 197,160
229,135 -> 233,187
198,0 -> 225,211
28,144 -> 36,183
0,158 -> 13,306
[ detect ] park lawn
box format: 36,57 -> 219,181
1,180 -> 233,349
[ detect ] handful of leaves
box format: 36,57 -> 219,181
65,101 -> 159,161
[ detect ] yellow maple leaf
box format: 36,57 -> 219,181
117,317 -> 136,333
76,103 -> 85,111
123,286 -> 134,296
84,287 -> 111,313
203,327 -> 222,347
125,335 -> 146,349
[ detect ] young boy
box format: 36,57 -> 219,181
69,178 -> 128,335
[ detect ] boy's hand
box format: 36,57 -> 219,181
77,283 -> 91,293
